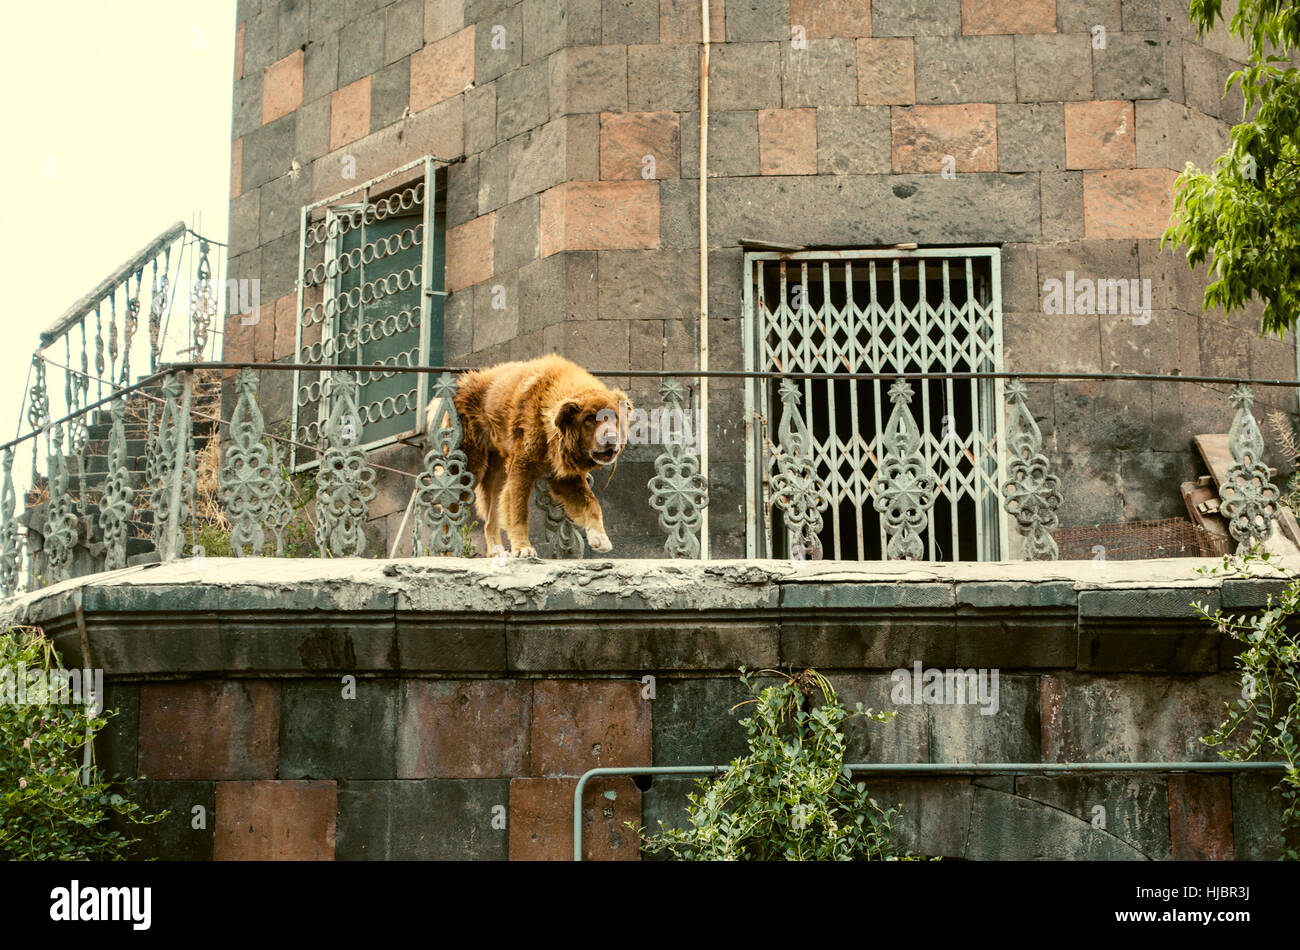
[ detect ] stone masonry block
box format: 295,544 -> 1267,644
330,76 -> 372,150
790,0 -> 871,36
549,46 -> 627,115
1064,99 -> 1136,170
214,780 -> 336,860
961,0 -> 1056,34
818,105 -> 891,173
509,776 -> 641,860
856,37 -> 916,104
1082,167 -> 1178,239
997,102 -> 1065,172
263,49 -> 304,124
279,679 -> 398,779
397,680 -> 532,777
892,103 -> 998,173
600,111 -> 682,180
781,38 -> 858,108
496,59 -> 549,139
411,26 -> 475,112
1015,33 -> 1094,100
628,42 -> 699,112
530,679 -> 652,775
758,107 -> 818,174
872,0 -> 962,35
540,181 -> 660,254
914,36 -> 1016,103
709,42 -> 783,110
1168,773 -> 1234,860
138,682 -> 280,781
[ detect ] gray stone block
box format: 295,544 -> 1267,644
598,249 -> 699,321
833,672 -> 930,763
385,0 -> 424,64
228,188 -> 261,257
113,780 -> 216,861
464,81 -> 497,155
244,9 -> 279,75
496,60 -> 550,140
816,105 -> 892,175
1015,33 -> 1094,101
242,114 -> 297,190
517,254 -> 568,332
232,73 -> 264,141
304,33 -> 340,104
998,102 -> 1066,172
99,682 -> 139,780
1093,31 -> 1172,100
914,36 -> 1016,104
522,0 -> 566,62
478,140 -> 510,213
926,673 -> 1040,761
1182,42 -> 1244,124
339,9 -> 386,86
1058,0 -> 1122,33
295,92 -> 333,162
1016,773 -> 1171,859
258,171 -> 310,247
337,779 -> 510,859
726,0 -> 791,41
447,155 -> 480,229
651,676 -> 753,765
781,38 -> 858,107
709,42 -> 783,111
549,45 -> 628,115
476,7 -> 523,84
474,275 -> 520,348
603,0 -> 659,44
865,778 -> 973,857
1042,171 -> 1085,242
1121,0 -> 1162,31
965,785 -> 1149,859
279,679 -> 398,779
628,43 -> 699,112
276,0 -> 311,60
370,58 -> 410,132
704,174 -> 1041,245
1232,772 -> 1299,860
507,118 -> 568,201
443,284 -> 476,360
871,0 -> 962,36
781,611 -> 958,669
495,196 -> 541,274
259,230 -> 301,302
310,0 -> 346,41
680,111 -> 761,178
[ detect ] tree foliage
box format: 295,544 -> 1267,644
1163,1 -> 1300,337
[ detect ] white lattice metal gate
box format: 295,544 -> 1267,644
743,248 -> 1009,561
292,156 -> 446,470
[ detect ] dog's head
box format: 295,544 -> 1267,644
550,388 -> 633,470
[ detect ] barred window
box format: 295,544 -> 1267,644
744,248 -> 1008,561
292,157 -> 447,468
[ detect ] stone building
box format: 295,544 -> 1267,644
225,0 -> 1298,565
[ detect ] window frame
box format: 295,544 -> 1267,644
741,246 -> 1009,561
290,155 -> 446,472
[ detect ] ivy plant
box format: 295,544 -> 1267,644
0,626 -> 164,860
633,668 -> 914,861
1195,550 -> 1300,859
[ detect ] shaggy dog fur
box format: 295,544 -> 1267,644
435,354 -> 631,557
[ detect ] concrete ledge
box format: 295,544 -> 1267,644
3,556 -> 1294,676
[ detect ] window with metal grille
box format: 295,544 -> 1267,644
743,248 -> 1008,561
291,157 -> 446,469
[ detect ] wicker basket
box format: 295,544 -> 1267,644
1051,518 -> 1230,561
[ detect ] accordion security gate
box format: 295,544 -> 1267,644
292,156 -> 446,469
743,248 -> 1010,562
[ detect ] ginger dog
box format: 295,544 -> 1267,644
438,354 -> 631,557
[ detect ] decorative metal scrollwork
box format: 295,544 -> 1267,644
871,379 -> 937,561
1002,378 -> 1061,560
648,378 -> 708,558
413,372 -> 476,556
146,373 -> 194,553
97,397 -> 135,571
219,369 -> 292,556
190,240 -> 215,357
769,379 -> 829,560
315,373 -> 377,556
44,424 -> 79,583
1220,384 -> 1280,553
1,449 -> 23,597
534,475 -> 589,559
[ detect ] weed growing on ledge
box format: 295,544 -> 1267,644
1195,549 -> 1300,859
0,626 -> 165,860
632,668 -> 917,861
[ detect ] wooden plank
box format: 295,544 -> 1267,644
1182,480 -> 1230,539
1193,431 -> 1300,551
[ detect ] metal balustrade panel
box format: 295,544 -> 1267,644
292,157 -> 447,470
743,248 -> 1008,561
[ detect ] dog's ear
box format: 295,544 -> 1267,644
551,397 -> 583,431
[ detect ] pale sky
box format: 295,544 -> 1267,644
0,1 -> 235,465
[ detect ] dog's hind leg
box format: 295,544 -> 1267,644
548,476 -> 612,553
478,455 -> 507,555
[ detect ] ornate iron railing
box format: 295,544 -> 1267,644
1,353 -> 1294,598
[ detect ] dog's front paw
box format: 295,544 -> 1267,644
586,527 -> 613,553
510,545 -> 537,558
486,544 -> 505,557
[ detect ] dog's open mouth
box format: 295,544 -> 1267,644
590,447 -> 619,465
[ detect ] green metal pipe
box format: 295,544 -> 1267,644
572,761 -> 1291,861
